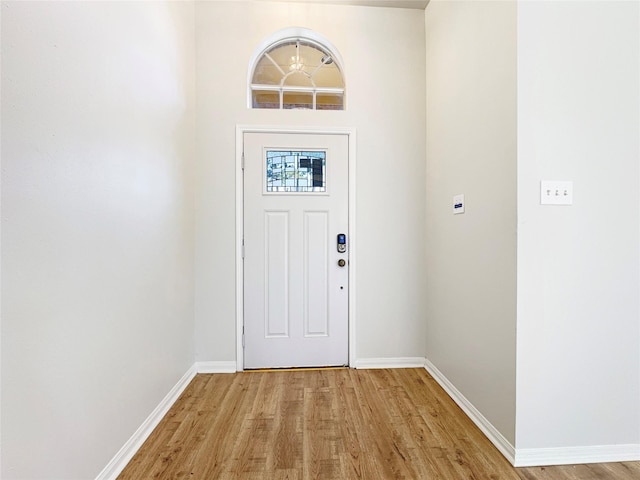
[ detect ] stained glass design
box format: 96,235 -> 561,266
266,150 -> 326,193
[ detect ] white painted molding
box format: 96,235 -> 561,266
424,358 -> 516,465
514,444 -> 640,467
196,361 -> 237,374
347,129 -> 357,368
354,357 -> 426,369
95,365 -> 197,480
235,126 -> 245,372
236,126 -> 357,371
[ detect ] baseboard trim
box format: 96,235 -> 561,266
196,360 -> 237,373
514,444 -> 640,467
354,357 -> 426,369
95,365 -> 197,480
424,358 -> 516,465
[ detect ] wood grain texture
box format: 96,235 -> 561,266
118,368 -> 640,479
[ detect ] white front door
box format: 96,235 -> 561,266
243,132 -> 349,369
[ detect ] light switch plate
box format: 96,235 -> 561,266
453,194 -> 465,214
540,181 -> 573,205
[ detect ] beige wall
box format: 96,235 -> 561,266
194,1 -> 427,364
425,0 -> 640,459
1,1 -> 196,478
1,1 -> 428,477
424,0 -> 518,444
3,1 -> 638,477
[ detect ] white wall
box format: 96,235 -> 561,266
424,0 -> 518,444
516,0 -> 640,452
194,1 -> 427,364
1,1 -> 196,478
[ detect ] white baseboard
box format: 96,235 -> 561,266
514,444 -> 640,467
424,359 -> 640,467
354,357 -> 426,369
95,365 -> 197,480
424,358 -> 516,464
196,360 -> 237,373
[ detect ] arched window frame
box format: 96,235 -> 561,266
247,27 -> 346,110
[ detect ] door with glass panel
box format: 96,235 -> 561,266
243,132 -> 349,369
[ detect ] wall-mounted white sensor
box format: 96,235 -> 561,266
453,194 -> 465,214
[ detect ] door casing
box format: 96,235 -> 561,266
235,125 -> 357,371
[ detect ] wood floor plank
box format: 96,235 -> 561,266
117,369 -> 640,480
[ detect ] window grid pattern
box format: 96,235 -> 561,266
266,150 -> 327,193
251,38 -> 345,111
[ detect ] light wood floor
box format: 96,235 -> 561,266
118,368 -> 640,479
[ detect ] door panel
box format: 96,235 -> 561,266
304,211 -> 329,337
243,132 -> 348,369
265,211 -> 289,337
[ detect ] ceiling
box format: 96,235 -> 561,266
261,0 -> 430,10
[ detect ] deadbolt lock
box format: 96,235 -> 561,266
338,259 -> 346,267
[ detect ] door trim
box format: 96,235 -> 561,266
236,125 -> 357,371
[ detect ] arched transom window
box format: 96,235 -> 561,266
249,29 -> 345,110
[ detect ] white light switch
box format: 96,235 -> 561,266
453,194 -> 465,214
540,181 -> 573,205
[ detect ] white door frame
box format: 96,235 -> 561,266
235,125 -> 357,371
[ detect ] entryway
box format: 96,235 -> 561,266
239,130 -> 352,369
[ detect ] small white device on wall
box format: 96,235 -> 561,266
453,194 -> 465,214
